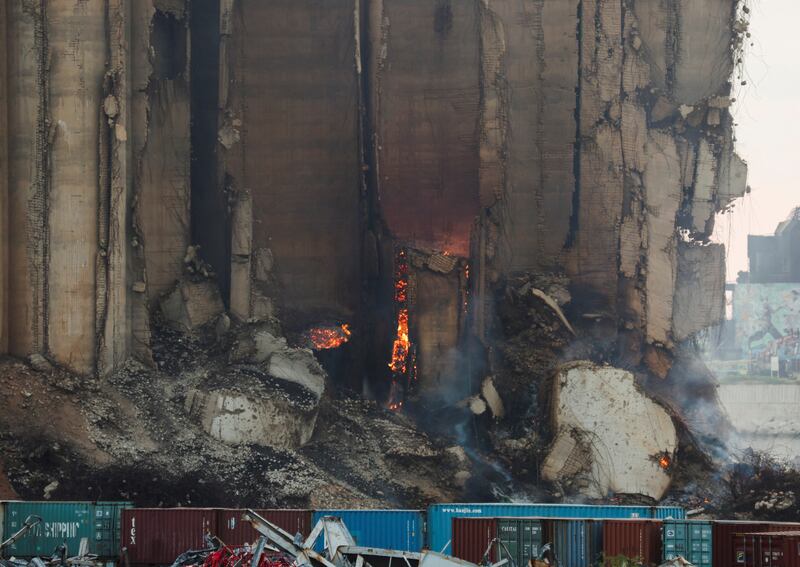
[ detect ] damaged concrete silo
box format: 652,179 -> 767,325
0,0 -> 749,502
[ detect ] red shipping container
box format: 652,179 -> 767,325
734,532 -> 800,567
216,509 -> 312,547
452,518 -> 497,564
122,508 -> 218,566
716,521 -> 800,567
602,520 -> 662,566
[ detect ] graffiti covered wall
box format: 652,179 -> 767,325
733,284 -> 800,353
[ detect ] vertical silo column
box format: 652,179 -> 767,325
7,0 -> 47,359
46,0 -> 107,374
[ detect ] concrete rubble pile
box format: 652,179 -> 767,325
0,0 -> 749,505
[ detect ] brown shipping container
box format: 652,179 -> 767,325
715,521 -> 800,567
602,520 -> 662,566
735,532 -> 800,567
216,509 -> 312,547
122,508 -> 218,565
452,518 -> 497,564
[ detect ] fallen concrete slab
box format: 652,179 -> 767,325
543,362 -> 677,499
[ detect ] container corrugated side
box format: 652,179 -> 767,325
452,518 -> 497,563
662,519 -> 711,567
122,508 -> 218,565
0,502 -> 6,551
735,532 -> 800,567
546,519 -> 602,567
2,501 -> 130,559
714,521 -> 800,567
94,502 -> 133,558
312,510 -> 424,552
498,518 -> 543,567
217,509 -> 312,547
426,504 -> 683,554
602,520 -> 662,566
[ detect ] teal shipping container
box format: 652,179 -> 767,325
427,504 -> 684,554
311,510 -> 425,552
663,520 -> 712,567
497,518 -> 544,567
1,501 -> 131,559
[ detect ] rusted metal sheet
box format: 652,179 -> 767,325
217,509 -> 312,547
602,520 -> 662,566
122,508 -> 218,565
451,518 -> 496,564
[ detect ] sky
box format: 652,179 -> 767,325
712,0 -> 800,281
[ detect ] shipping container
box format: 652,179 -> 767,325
734,532 -> 800,567
0,502 -> 6,550
1,501 -> 131,559
427,504 -> 683,554
311,510 -> 424,552
121,508 -> 218,565
452,518 -> 497,564
714,521 -> 800,567
546,519 -> 602,567
216,509 -> 312,547
497,518 -> 544,567
602,520 -> 662,566
452,517 -> 603,567
662,520 -> 712,567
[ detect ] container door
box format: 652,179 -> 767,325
498,520 -> 520,567
93,502 -> 131,558
520,520 -> 543,564
663,521 -> 679,560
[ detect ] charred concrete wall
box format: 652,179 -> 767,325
1,0 -> 192,374
0,1 -> 8,354
221,0 -> 363,326
0,0 -> 745,392
372,0 -> 481,258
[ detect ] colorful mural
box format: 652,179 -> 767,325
733,284 -> 800,372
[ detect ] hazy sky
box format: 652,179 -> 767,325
713,0 -> 800,281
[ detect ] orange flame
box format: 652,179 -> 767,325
389,309 -> 410,373
309,324 -> 352,350
659,455 -> 671,469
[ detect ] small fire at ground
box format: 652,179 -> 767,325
659,453 -> 672,470
308,324 -> 352,350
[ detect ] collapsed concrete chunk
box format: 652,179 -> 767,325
160,279 -> 225,332
185,367 -> 321,450
268,348 -> 326,399
543,362 -> 677,499
718,152 -> 748,207
672,242 -> 726,341
230,326 -> 288,363
690,140 -> 718,234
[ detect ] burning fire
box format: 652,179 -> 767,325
659,454 -> 672,470
387,249 -> 412,410
308,324 -> 352,350
389,309 -> 410,373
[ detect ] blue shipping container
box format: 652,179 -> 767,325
312,510 -> 425,552
548,519 -> 603,567
427,504 -> 684,554
663,520 -> 712,567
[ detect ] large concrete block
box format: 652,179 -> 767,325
543,362 -> 677,499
